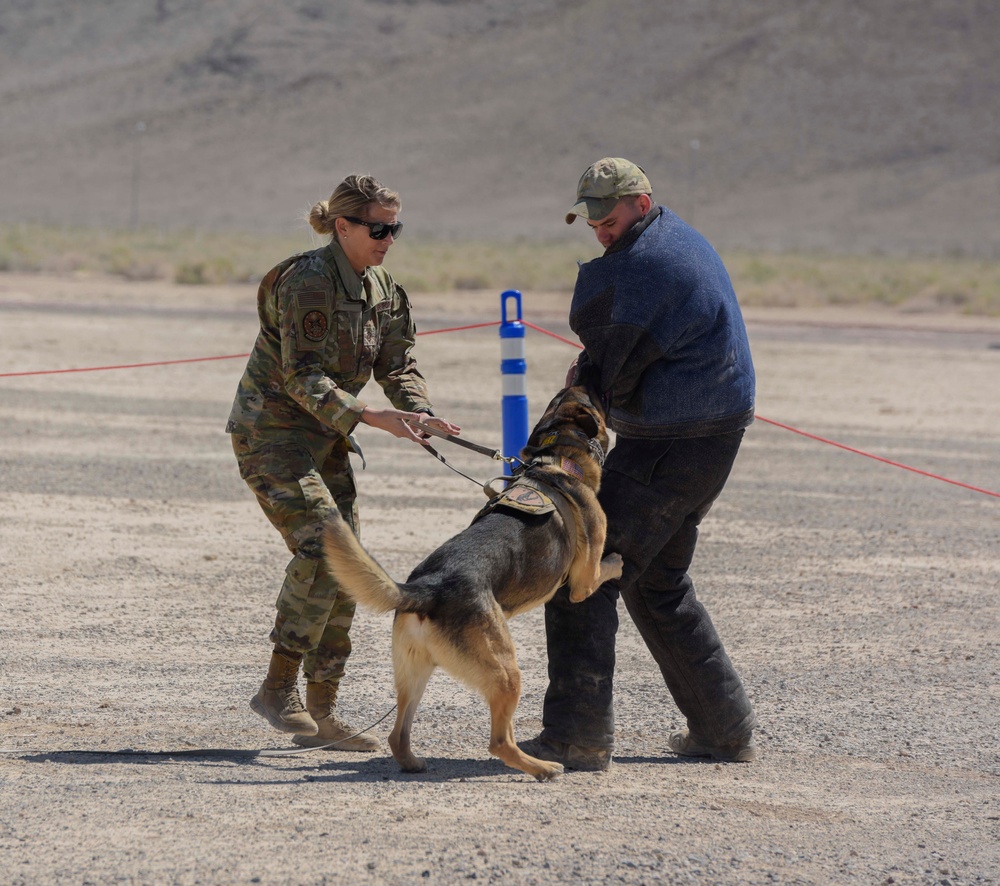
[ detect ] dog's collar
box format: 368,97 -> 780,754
531,455 -> 585,480
530,431 -> 607,469
586,436 -> 607,468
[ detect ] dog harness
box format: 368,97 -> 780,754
472,474 -> 579,553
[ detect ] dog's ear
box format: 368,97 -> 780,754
575,408 -> 600,439
572,362 -> 608,418
573,360 -> 601,395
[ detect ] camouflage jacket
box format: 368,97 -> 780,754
226,240 -> 431,438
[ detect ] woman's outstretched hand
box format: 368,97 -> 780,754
414,415 -> 461,438
360,408 -> 460,444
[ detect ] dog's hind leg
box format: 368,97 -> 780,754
388,614 -> 435,773
467,619 -> 564,782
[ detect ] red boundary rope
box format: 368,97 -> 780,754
0,323 -> 501,378
0,353 -> 252,378
524,320 -> 999,500
754,416 -> 1000,499
2,316 -> 996,499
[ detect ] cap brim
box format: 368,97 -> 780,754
565,195 -> 620,225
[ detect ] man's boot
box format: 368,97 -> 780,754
291,680 -> 381,751
249,649 -> 318,735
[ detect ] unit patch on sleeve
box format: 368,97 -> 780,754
302,310 -> 329,342
294,291 -> 331,349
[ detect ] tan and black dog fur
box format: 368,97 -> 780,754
321,383 -> 622,781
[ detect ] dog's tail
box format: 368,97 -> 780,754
321,511 -> 405,613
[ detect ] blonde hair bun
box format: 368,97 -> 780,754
308,199 -> 336,236
307,175 -> 401,240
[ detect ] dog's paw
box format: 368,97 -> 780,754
534,761 -> 564,782
600,552 -> 624,579
398,755 -> 427,773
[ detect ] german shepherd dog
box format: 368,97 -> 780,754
321,383 -> 622,780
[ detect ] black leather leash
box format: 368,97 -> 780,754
406,420 -> 517,462
406,420 -> 523,493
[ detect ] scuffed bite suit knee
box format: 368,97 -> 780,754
540,583 -> 619,749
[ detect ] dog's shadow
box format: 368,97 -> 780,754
310,754 -> 520,783
13,749 -> 685,783
12,748 -> 555,784
302,752 -> 685,782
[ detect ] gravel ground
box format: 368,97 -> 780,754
1,274 -> 998,885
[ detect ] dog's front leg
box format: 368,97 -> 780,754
568,552 -> 623,603
597,551 -> 624,584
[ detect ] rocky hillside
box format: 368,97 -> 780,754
1,0 -> 997,254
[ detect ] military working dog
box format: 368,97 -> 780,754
321,383 -> 622,780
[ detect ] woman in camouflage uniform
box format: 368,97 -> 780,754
227,174 -> 460,750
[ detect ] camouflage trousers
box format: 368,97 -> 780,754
232,430 -> 360,685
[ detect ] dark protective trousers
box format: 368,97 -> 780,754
540,431 -> 756,750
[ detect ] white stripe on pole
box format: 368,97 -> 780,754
502,375 -> 528,396
500,338 -> 524,360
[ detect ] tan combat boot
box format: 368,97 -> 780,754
291,680 -> 381,751
249,649 -> 318,735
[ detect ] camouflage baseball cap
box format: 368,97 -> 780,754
566,157 -> 651,224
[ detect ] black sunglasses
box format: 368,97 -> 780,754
343,216 -> 403,241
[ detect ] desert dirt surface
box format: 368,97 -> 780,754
1,272 -> 999,885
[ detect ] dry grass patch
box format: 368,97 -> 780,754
725,251 -> 1000,315
1,224 -> 997,315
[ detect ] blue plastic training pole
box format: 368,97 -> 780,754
499,290 -> 529,476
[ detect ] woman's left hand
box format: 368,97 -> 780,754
411,415 -> 461,440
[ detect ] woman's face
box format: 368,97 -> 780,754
337,202 -> 400,275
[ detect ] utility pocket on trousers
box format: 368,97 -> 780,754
604,438 -> 674,486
